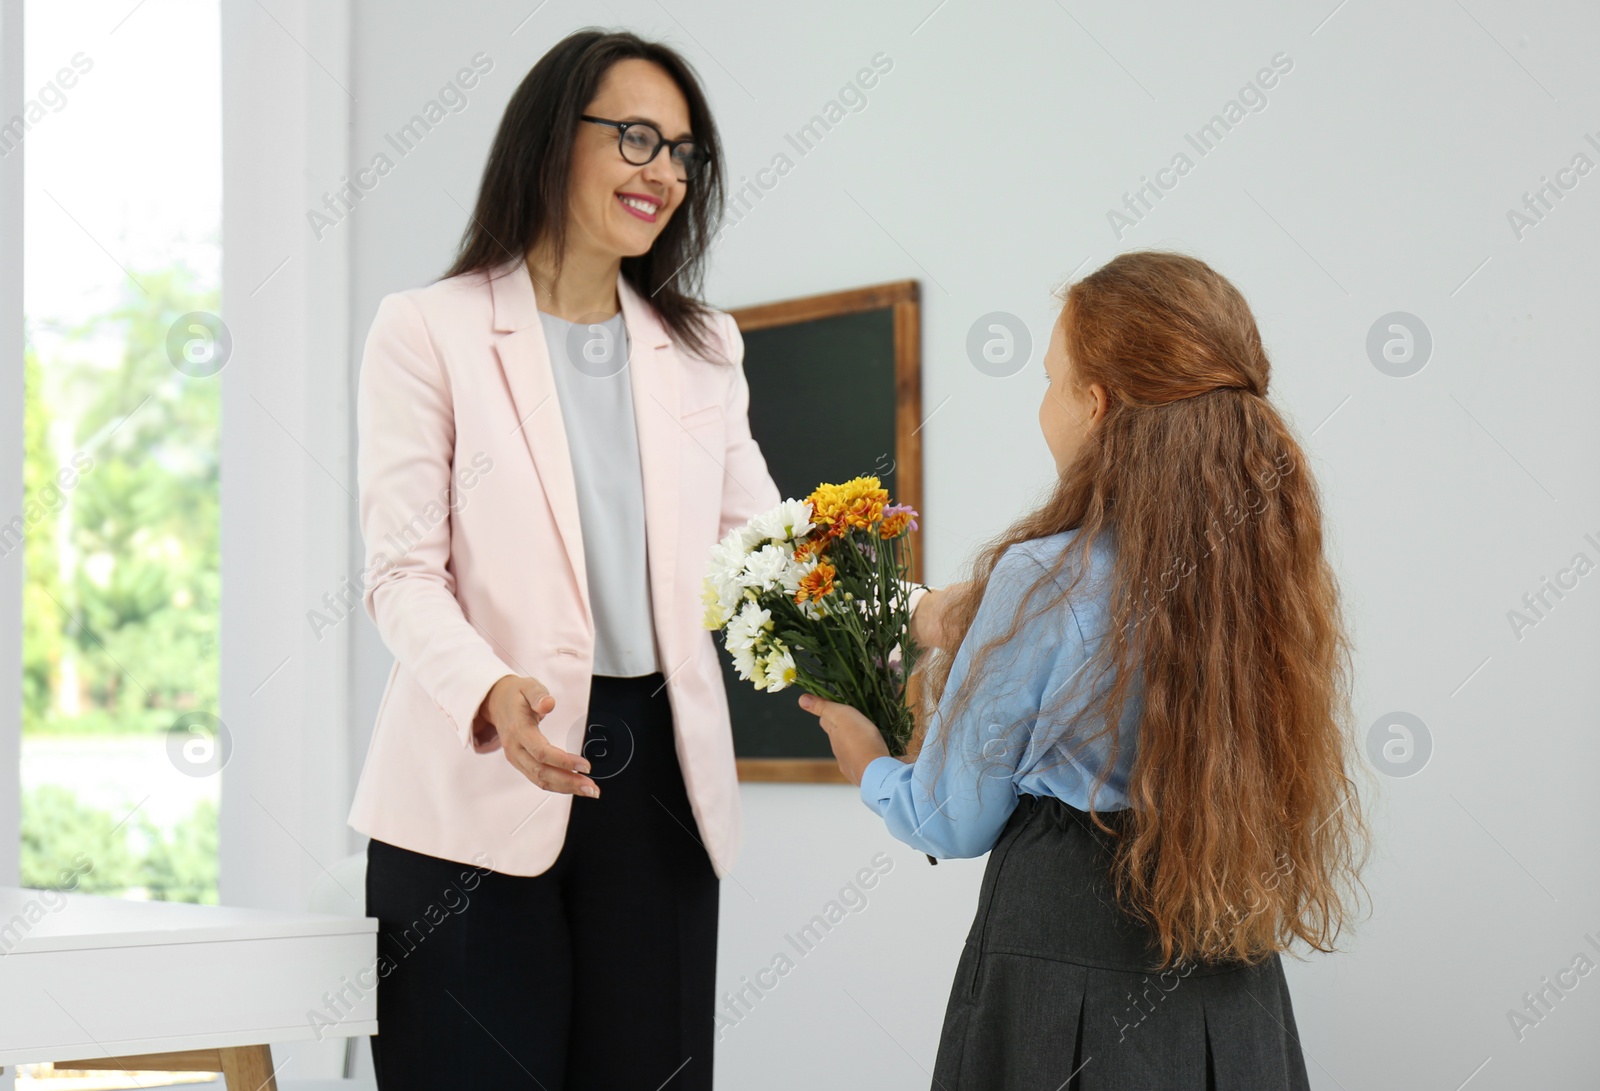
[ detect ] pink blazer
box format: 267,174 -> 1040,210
346,256 -> 783,878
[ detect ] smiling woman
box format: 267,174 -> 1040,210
440,32 -> 726,354
349,27 -> 787,1091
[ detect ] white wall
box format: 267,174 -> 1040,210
321,1 -> 1600,1087
219,0 -> 354,915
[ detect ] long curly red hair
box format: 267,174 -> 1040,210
913,250 -> 1370,967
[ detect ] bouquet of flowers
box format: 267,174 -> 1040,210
702,476 -> 925,756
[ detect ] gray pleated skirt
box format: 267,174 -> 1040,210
931,794 -> 1312,1091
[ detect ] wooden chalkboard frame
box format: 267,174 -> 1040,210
727,280 -> 923,784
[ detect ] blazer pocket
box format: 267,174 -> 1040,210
679,402 -> 725,429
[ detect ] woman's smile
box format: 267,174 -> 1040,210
616,190 -> 662,223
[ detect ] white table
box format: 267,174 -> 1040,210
0,886 -> 378,1090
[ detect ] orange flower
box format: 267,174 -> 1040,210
879,509 -> 912,538
795,561 -> 836,603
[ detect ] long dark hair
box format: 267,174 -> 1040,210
914,250 -> 1369,967
442,29 -> 727,359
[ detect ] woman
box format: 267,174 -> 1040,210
348,28 -> 944,1089
803,251 -> 1370,1089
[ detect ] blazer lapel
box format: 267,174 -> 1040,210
619,277 -> 681,664
487,259 -> 683,662
488,258 -> 590,625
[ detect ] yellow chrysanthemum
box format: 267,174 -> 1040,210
701,578 -> 728,630
808,477 -> 889,534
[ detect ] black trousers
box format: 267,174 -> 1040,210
365,672 -> 720,1090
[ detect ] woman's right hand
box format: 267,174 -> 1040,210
477,675 -> 600,797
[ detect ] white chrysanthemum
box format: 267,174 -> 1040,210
756,642 -> 798,692
749,499 -> 815,545
706,516 -> 791,614
706,569 -> 745,626
731,640 -> 757,682
706,534 -> 749,587
733,521 -> 766,553
705,502 -> 827,645
725,601 -> 772,656
746,651 -> 768,689
739,543 -> 793,593
705,530 -> 762,618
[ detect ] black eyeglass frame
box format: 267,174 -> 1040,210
579,114 -> 708,181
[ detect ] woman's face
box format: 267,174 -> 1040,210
1039,312 -> 1108,475
566,58 -> 692,262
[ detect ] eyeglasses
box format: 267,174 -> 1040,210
580,115 -> 708,182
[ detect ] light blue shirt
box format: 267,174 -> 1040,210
859,529 -> 1141,859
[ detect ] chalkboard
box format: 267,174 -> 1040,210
721,281 -> 923,784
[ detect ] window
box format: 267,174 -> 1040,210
19,0 -> 222,917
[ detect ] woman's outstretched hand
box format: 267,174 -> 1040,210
477,675 -> 599,797
797,694 -> 891,785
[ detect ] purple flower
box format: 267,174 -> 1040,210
883,503 -> 920,532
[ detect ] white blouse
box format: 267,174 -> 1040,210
537,308 -> 661,677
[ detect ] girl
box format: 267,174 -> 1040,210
802,250 -> 1369,1089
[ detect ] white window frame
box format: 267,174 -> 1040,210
1,0 -> 23,886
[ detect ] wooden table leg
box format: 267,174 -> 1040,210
219,1045 -> 277,1091
50,1047 -> 279,1089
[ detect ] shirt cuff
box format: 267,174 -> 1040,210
858,755 -> 905,815
896,577 -> 929,611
